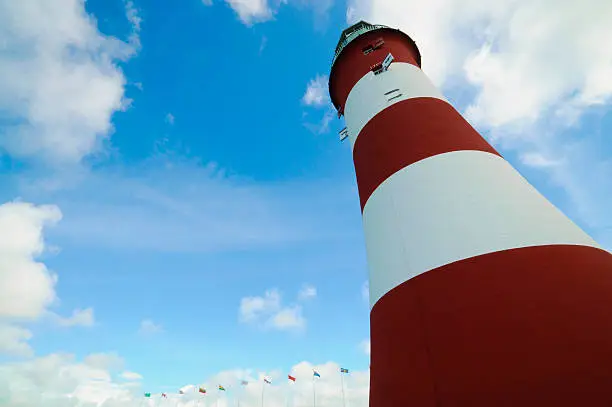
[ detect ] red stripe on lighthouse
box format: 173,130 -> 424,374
353,98 -> 500,210
370,244 -> 612,406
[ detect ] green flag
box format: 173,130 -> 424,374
144,393 -> 151,397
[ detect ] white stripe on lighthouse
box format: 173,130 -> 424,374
363,150 -> 600,309
344,62 -> 446,148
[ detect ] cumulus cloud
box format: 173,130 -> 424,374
0,201 -> 62,319
0,356 -> 368,407
0,324 -> 34,357
0,352 -> 140,406
347,0 -> 612,129
297,284 -> 317,301
214,0 -> 332,26
223,0 -> 272,24
239,289 -> 306,331
138,319 -> 164,335
0,0 -> 139,164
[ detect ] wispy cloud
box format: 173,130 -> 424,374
302,75 -> 329,107
165,113 -> 175,125
48,308 -> 95,327
138,319 -> 164,335
13,157 -> 360,254
297,284 -> 317,301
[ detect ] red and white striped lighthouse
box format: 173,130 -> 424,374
329,21 -> 612,406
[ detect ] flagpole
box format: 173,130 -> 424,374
340,373 -> 346,407
312,376 -> 316,407
261,381 -> 265,407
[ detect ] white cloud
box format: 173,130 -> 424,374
239,289 -> 306,331
302,75 -> 329,107
0,324 -> 33,358
0,352 -> 140,406
269,306 -> 305,330
48,307 -> 95,327
347,0 -> 612,129
14,159 -> 360,254
359,339 -> 371,356
0,0 -> 139,164
165,113 -> 175,125
223,0 -> 273,24
0,201 -> 62,319
138,319 -> 163,335
120,371 -> 143,381
297,284 -> 317,301
124,0 -> 142,50
519,152 -> 560,168
0,356 -> 368,406
84,353 -> 124,371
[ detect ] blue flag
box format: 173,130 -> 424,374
313,371 -> 321,378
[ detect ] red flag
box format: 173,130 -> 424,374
288,375 -> 296,382
161,393 -> 167,398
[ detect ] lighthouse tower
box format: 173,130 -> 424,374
329,21 -> 612,406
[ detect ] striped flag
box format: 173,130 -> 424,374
313,370 -> 321,378
218,385 -> 226,391
340,368 -> 349,374
288,375 -> 296,382
264,377 -> 271,384
199,387 -> 206,394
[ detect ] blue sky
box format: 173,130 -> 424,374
1,0 -> 611,405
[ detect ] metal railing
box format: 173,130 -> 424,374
331,23 -> 388,66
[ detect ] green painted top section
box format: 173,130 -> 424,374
332,20 -> 389,67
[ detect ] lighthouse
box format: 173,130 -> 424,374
329,21 -> 612,406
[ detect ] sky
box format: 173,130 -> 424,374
0,0 -> 611,406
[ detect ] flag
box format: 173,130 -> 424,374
264,378 -> 271,384
340,368 -> 349,374
144,393 -> 151,397
313,371 -> 321,378
179,390 -> 184,394
288,375 -> 296,382
241,380 -> 248,386
199,387 -> 206,394
218,385 -> 226,391
161,393 -> 167,398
